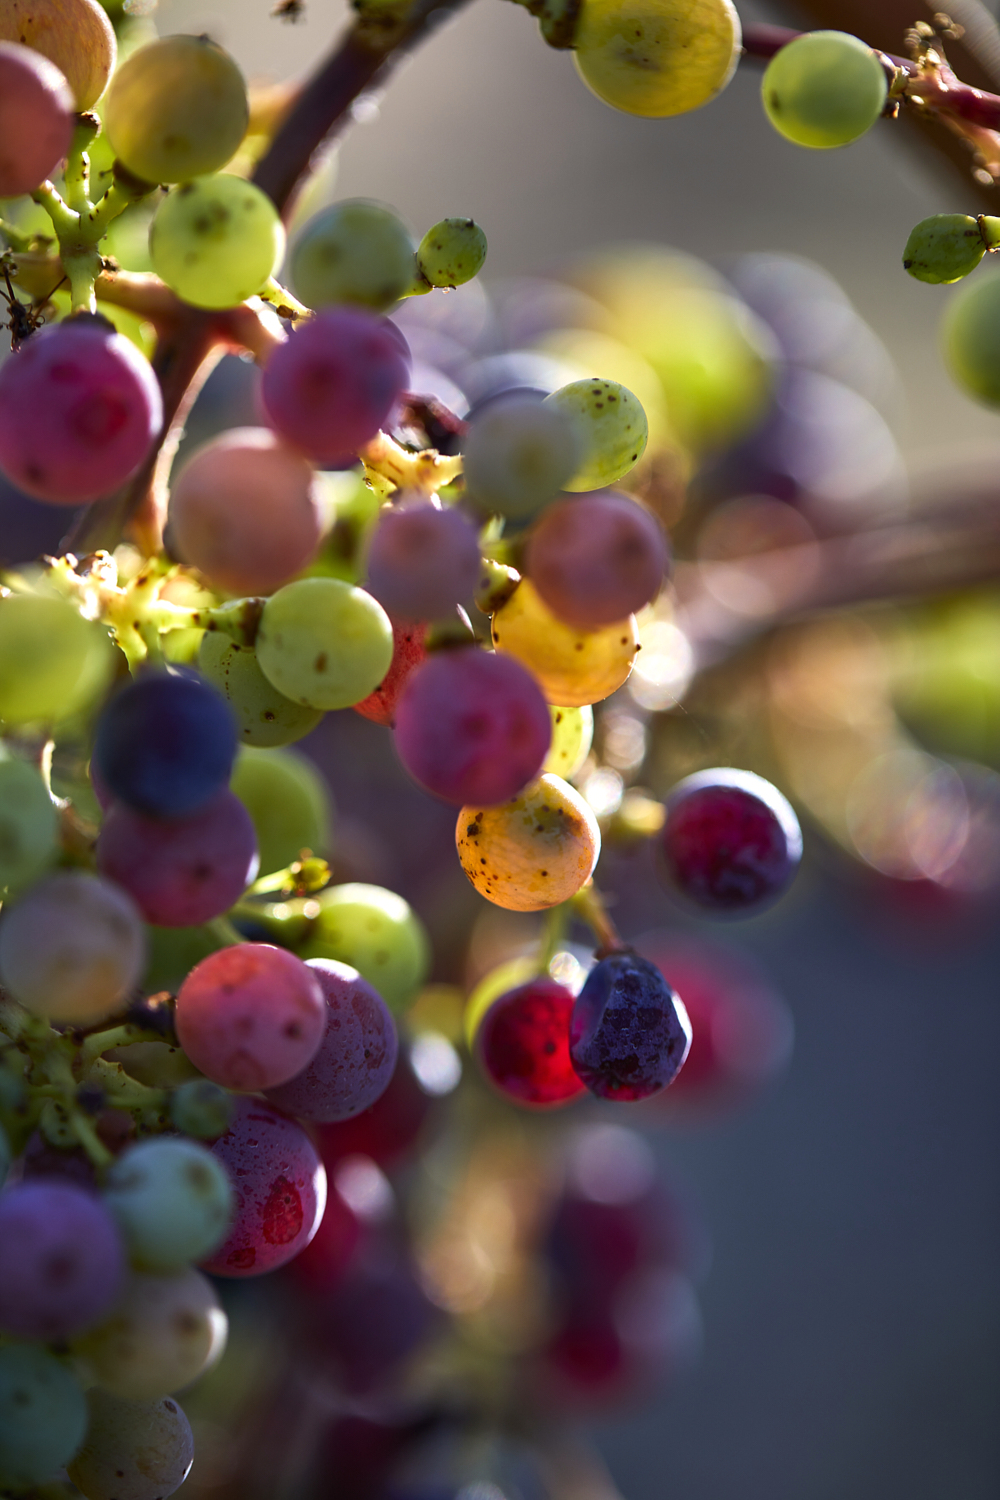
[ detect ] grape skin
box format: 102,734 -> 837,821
150,175 -> 285,311
67,1390 -> 194,1500
0,42 -> 73,197
291,199 -> 415,312
525,490 -> 669,627
455,774 -> 601,911
544,704 -> 594,780
0,0 -> 116,111
230,745 -> 332,875
102,1137 -> 234,1273
0,1182 -> 126,1341
353,616 -> 427,727
365,499 -> 482,622
762,31 -> 887,150
256,577 -> 395,711
492,579 -> 638,706
0,756 -> 58,888
543,378 -> 648,491
298,882 -> 430,1013
0,1344 -> 87,1489
73,1267 -> 227,1400
573,0 -> 740,119
198,633 -> 324,748
461,394 -> 581,519
942,269 -> 1000,407
0,595 -> 113,725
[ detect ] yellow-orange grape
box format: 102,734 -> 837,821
0,0 -> 116,110
573,0 -> 740,119
456,774 -> 600,912
491,579 -> 637,707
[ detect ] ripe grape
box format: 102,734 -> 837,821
67,1390 -> 193,1500
353,616 -> 427,727
73,1267 -> 226,1400
170,1079 -> 234,1141
104,34 -> 248,183
175,942 -> 326,1092
102,1137 -> 234,1273
477,977 -> 586,1107
0,42 -> 73,196
202,1096 -> 327,1276
573,0 -> 740,118
256,577 -> 394,711
298,883 -> 430,1012
291,199 -> 415,312
265,958 -> 398,1122
416,217 -> 488,288
0,0 -> 115,110
762,31 -> 887,149
660,768 -> 803,913
259,308 -> 411,465
150,175 -> 285,310
0,1182 -> 125,1341
230,745 -> 332,875
0,318 -> 163,505
198,634 -> 324,748
315,1049 -> 431,1168
464,955 -> 538,1046
526,490 -> 668,627
0,871 -> 145,1023
97,790 -> 259,927
942,269 -> 1000,406
543,379 -> 648,491
492,579 -> 638,706
903,215 -> 995,285
169,428 -> 324,597
364,499 -> 481,621
0,1344 -> 87,1489
0,756 -> 57,888
544,704 -> 594,780
461,394 -> 581,519
393,646 -> 552,806
94,671 -> 238,820
455,773 -> 601,911
569,951 -> 691,1100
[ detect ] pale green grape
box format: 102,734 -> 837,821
0,594 -> 113,725
762,31 -> 887,149
543,378 -> 648,490
291,199 -> 414,312
573,0 -> 740,118
231,745 -> 332,875
903,215 -> 991,285
73,1268 -> 226,1401
170,1079 -> 233,1141
150,175 -> 284,310
104,35 -> 248,183
256,577 -> 394,711
416,218 -> 488,288
0,756 -> 57,887
543,704 -> 594,780
102,1137 -> 233,1272
0,1344 -> 87,1489
68,1390 -> 193,1500
306,470 -> 382,584
298,882 -> 430,1012
462,396 -> 582,519
942,269 -> 1000,406
198,633 -> 323,748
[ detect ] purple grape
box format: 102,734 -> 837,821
569,952 -> 691,1102
0,1182 -> 126,1341
525,490 -> 669,628
0,43 -> 74,198
260,308 -> 410,465
265,959 -> 398,1123
365,500 -> 480,622
93,670 -> 238,820
660,768 -> 803,914
0,318 -> 162,505
97,789 -> 259,927
393,647 -> 551,806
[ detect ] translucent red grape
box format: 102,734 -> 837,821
352,616 -> 427,727
477,977 -> 585,1107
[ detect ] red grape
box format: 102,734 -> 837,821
477,977 -> 585,1107
525,490 -> 669,628
353,616 -> 427,727
569,952 -> 691,1101
315,1050 -> 431,1170
365,500 -> 481,621
0,42 -> 74,197
660,768 -> 803,913
0,1182 -> 126,1342
288,1182 -> 362,1291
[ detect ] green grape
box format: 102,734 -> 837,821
298,882 -> 430,1012
942,268 -> 1000,406
305,470 -> 382,583
256,577 -> 394,711
144,924 -> 224,995
762,31 -> 887,149
102,1137 -> 233,1273
416,217 -> 488,289
291,199 -> 415,312
543,703 -> 594,780
462,396 -> 583,520
543,378 -> 648,490
68,1390 -> 193,1500
170,1079 -> 233,1141
198,632 -> 324,748
150,175 -> 285,311
573,0 -> 740,118
902,215 -> 996,285
73,1268 -> 227,1401
104,35 -> 249,183
0,756 -> 57,888
0,594 -> 113,725
231,745 -> 333,875
0,1344 -> 88,1489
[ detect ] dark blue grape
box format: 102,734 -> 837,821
569,952 -> 691,1101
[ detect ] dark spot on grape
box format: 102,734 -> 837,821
164,1401 -> 177,1412
283,1021 -> 302,1038
314,652 -> 328,671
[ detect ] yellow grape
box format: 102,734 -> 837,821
456,774 -> 600,912
0,0 -> 115,110
543,704 -> 594,780
573,0 -> 740,119
491,579 -> 638,707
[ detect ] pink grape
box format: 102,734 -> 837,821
265,959 -> 398,1123
260,308 -> 410,465
201,1097 -> 326,1276
0,43 -> 74,197
525,490 -> 670,628
0,318 -> 162,505
168,428 -> 325,596
96,790 -> 259,928
353,616 -> 427,728
175,943 -> 325,1092
365,500 -> 481,621
393,647 -> 551,806
0,1182 -> 126,1342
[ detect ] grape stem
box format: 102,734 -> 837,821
570,882 -> 627,959
361,428 -> 464,495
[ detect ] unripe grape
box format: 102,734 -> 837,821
416,217 -> 488,288
492,578 -> 638,706
67,1390 -> 193,1500
353,616 -> 428,727
543,378 -> 648,490
0,318 -> 163,504
0,1344 -> 87,1490
0,757 -> 58,888
298,883 -> 429,1012
456,774 -> 600,911
0,594 -> 113,724
0,42 -> 73,196
73,1267 -> 226,1400
365,499 -> 481,621
291,199 -> 415,312
942,268 -> 1000,406
569,951 -> 691,1100
257,577 -> 394,711
150,175 -> 285,310
573,0 -> 740,118
169,428 -> 324,596
660,768 -> 803,913
103,1137 -> 234,1273
544,704 -> 594,780
198,633 -> 324,747
762,31 -> 887,149
104,34 -> 248,183
462,394 -> 582,519
170,1079 -> 234,1141
0,0 -> 116,110
902,215 -> 994,285
230,745 -> 332,875
526,490 -> 669,627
